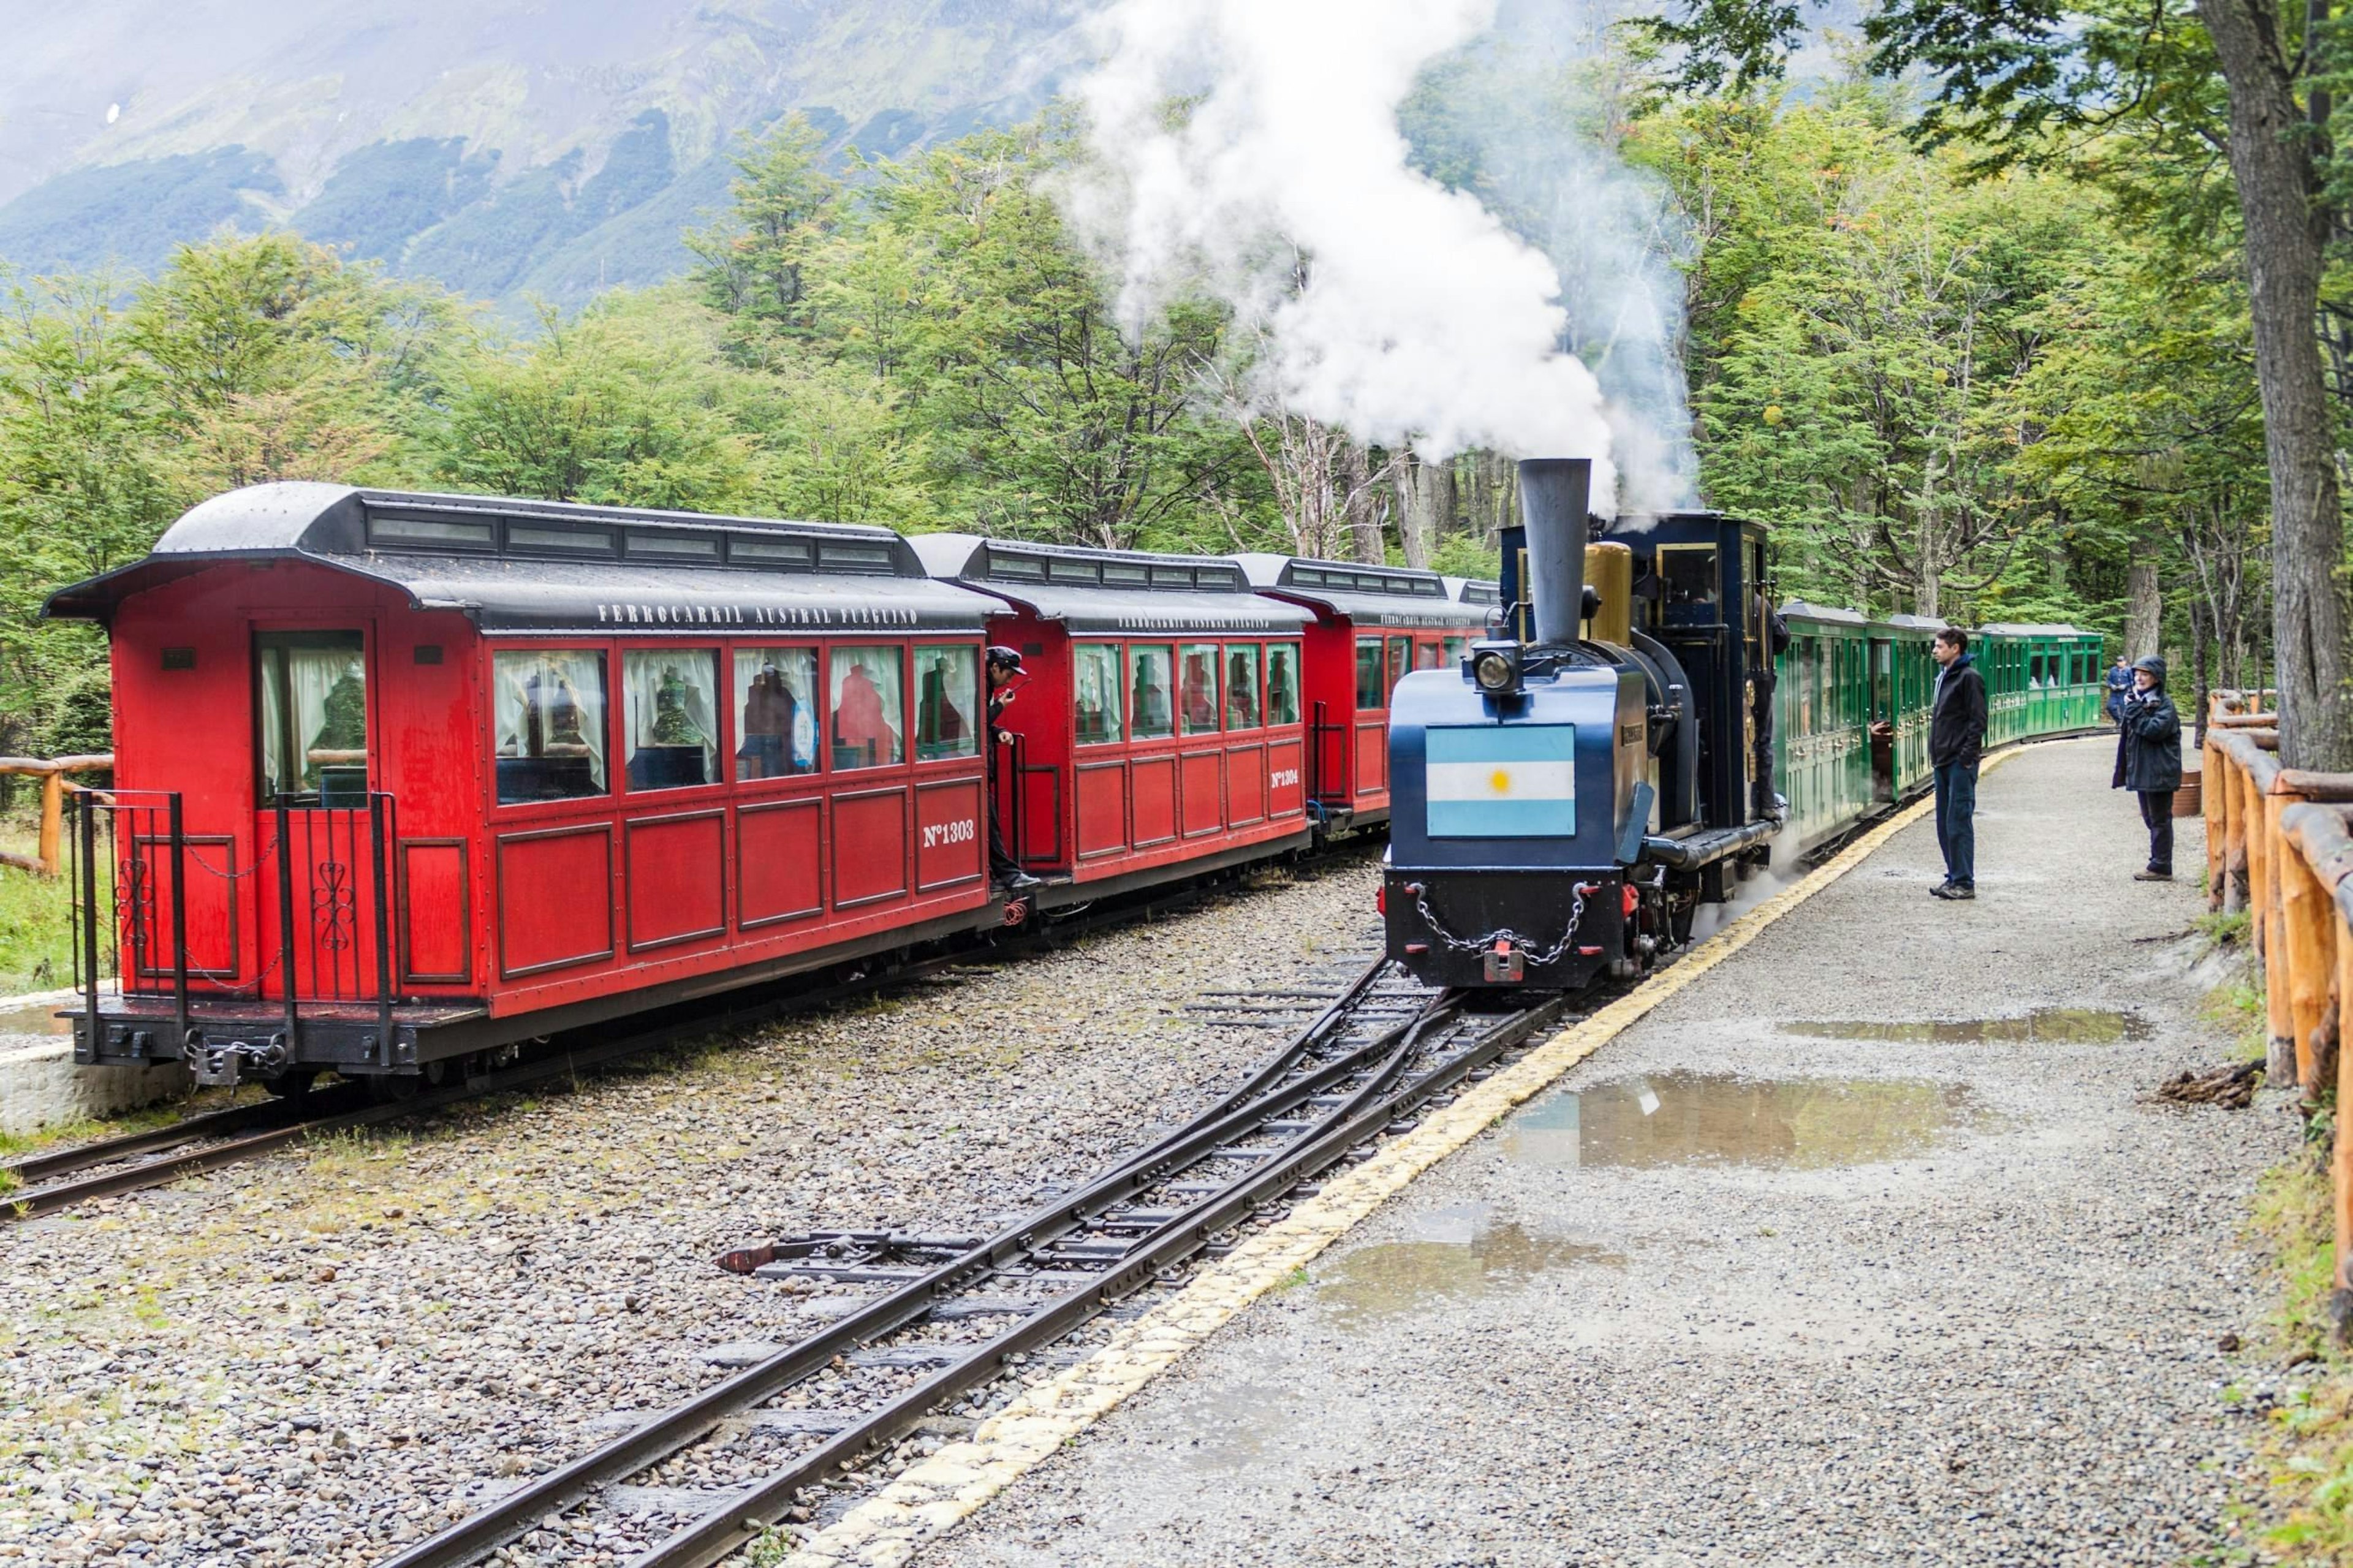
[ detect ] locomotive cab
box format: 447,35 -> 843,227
1383,459 -> 1783,991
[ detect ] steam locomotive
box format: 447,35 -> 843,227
1382,458 -> 1784,990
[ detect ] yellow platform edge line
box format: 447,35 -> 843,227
781,752 -> 2018,1568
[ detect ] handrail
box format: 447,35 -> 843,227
2202,726 -> 2353,1341
0,752 -> 115,876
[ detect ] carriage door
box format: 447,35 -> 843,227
1868,639 -> 1896,804
254,631 -> 392,1006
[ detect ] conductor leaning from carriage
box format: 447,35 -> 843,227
984,646 -> 1040,892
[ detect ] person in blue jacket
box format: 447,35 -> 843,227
2104,654 -> 2134,725
2112,655 -> 2183,881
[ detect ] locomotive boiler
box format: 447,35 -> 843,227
1381,458 -> 1783,990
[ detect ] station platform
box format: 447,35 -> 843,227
0,986 -> 187,1136
906,736 -> 2285,1567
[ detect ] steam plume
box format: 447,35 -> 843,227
1064,0 -> 1691,515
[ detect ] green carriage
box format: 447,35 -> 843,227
1976,623 -> 2105,741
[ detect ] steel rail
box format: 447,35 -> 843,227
1,1093 -> 334,1186
12,849 -> 1373,1222
626,993 -> 1566,1568
378,959 -> 1421,1568
0,1016 -> 748,1219
3,950 -> 1016,1220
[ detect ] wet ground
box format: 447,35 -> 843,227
921,737 -> 2292,1567
0,994 -> 75,1038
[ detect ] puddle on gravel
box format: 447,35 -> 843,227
1781,1008 -> 2151,1044
0,1001 -> 72,1037
1507,1072 -> 1984,1172
1313,1202 -> 1621,1325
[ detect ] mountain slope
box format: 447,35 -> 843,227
0,0 -> 1086,300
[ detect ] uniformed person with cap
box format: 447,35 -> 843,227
985,646 -> 1040,892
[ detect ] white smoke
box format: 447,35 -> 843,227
1688,826 -> 1802,942
1064,0 -> 1631,507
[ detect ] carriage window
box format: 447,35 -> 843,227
1417,642 -> 1442,669
1444,637 -> 1468,664
1266,643 -> 1300,726
1129,645 -> 1175,740
1354,637 -> 1384,710
494,650 -> 608,803
1225,644 -> 1261,731
733,647 -> 820,779
624,650 -> 719,791
1075,643 -> 1124,746
914,645 -> 980,760
257,633 -> 368,805
830,646 -> 904,771
1180,644 -> 1221,734
1385,636 -> 1412,702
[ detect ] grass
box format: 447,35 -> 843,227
2203,978 -> 2272,1063
2241,1117 -> 2353,1564
2200,909 -> 2255,949
0,808 -> 105,996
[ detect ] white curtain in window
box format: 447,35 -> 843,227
260,646 -> 288,795
624,650 -> 719,789
1074,643 -> 1124,746
494,650 -> 608,788
830,645 -> 903,770
913,645 -> 979,760
734,648 -> 820,778
290,647 -> 364,779
1265,643 -> 1300,727
1224,644 -> 1260,732
1129,646 -> 1175,739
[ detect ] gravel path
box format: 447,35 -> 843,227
919,737 -> 2298,1568
0,854 -> 1381,1567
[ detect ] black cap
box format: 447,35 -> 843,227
2132,654 -> 2166,684
985,645 -> 1023,671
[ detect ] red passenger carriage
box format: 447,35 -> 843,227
1233,556 -> 1492,831
48,484 -> 1007,1089
911,537 -> 1319,904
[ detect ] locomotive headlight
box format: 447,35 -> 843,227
1469,641 -> 1523,697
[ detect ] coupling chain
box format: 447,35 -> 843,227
1410,879 -> 1591,968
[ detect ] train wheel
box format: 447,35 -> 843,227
367,1072 -> 422,1105
264,1071 -> 317,1105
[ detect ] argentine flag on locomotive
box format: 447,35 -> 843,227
1423,724 -> 1577,838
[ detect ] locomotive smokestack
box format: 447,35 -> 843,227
1517,457 -> 1592,647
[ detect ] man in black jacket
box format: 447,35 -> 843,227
1928,627 -> 1989,900
2112,655 -> 2183,881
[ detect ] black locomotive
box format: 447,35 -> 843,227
1382,458 -> 1783,989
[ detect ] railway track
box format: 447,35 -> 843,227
0,855 -> 1365,1222
381,957 -> 1571,1568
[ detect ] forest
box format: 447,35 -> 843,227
0,52 -> 2286,760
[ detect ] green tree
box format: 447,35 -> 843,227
854,126 -> 1251,547
0,273 -> 173,744
431,292 -> 762,512
1640,0 -> 2353,770
688,115 -> 843,338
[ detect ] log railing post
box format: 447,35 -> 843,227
2206,727 -> 2229,909
36,770 -> 62,876
0,754 -> 115,877
2336,892 -> 2353,1346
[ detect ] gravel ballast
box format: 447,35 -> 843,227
918,737 -> 2297,1568
0,854 -> 1381,1567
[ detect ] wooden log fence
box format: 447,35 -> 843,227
0,754 -> 113,876
2202,692 -> 2353,1338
